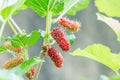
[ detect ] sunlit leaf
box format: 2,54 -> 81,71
1,0 -> 26,20
96,13 -> 120,41
0,0 -> 17,10
110,76 -> 120,80
3,30 -> 41,47
71,44 -> 120,74
25,0 -> 64,17
95,0 -> 120,17
66,0 -> 90,15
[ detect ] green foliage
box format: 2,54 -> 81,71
3,30 -> 41,47
25,0 -> 90,17
25,0 -> 64,17
110,76 -> 120,80
71,44 -> 120,74
96,13 -> 120,41
66,0 -> 90,15
0,0 -> 26,20
12,57 -> 44,76
0,0 -> 17,10
0,46 -> 7,53
95,0 -> 120,17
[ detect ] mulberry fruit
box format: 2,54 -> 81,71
51,27 -> 64,40
57,37 -> 70,51
25,67 -> 35,79
13,47 -> 22,53
48,46 -> 63,68
58,17 -> 80,32
51,28 -> 70,51
3,56 -> 24,69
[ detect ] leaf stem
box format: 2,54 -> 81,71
7,19 -> 17,35
24,46 -> 29,60
45,11 -> 52,40
10,17 -> 22,34
33,50 -> 47,80
0,21 -> 6,39
33,11 -> 52,80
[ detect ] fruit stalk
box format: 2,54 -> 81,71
7,19 -> 17,35
0,21 -> 6,39
33,12 -> 52,80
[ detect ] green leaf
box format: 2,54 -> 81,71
57,0 -> 90,17
95,0 -> 120,17
71,44 -> 120,74
26,30 -> 40,46
110,76 -> 120,80
0,0 -> 17,10
66,0 -> 90,15
96,13 -> 120,41
25,0 -> 64,17
0,46 -> 7,53
0,69 -> 24,80
6,30 -> 40,47
12,57 -> 44,76
1,0 -> 26,20
66,34 -> 76,45
2,30 -> 41,47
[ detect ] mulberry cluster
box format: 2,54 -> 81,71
3,56 -> 24,69
58,17 -> 80,32
47,46 -> 63,68
48,17 -> 80,68
25,67 -> 35,79
51,27 -> 70,51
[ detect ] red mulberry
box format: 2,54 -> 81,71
57,37 -> 70,51
3,56 -> 24,69
25,67 -> 35,79
48,46 -> 63,68
51,28 -> 70,51
58,17 -> 80,32
51,27 -> 64,40
13,47 -> 22,53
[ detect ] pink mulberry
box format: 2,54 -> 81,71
51,27 -> 64,40
58,17 -> 80,32
51,28 -> 70,51
48,46 -> 63,68
58,37 -> 70,51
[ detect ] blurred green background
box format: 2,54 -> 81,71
1,0 -> 120,80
